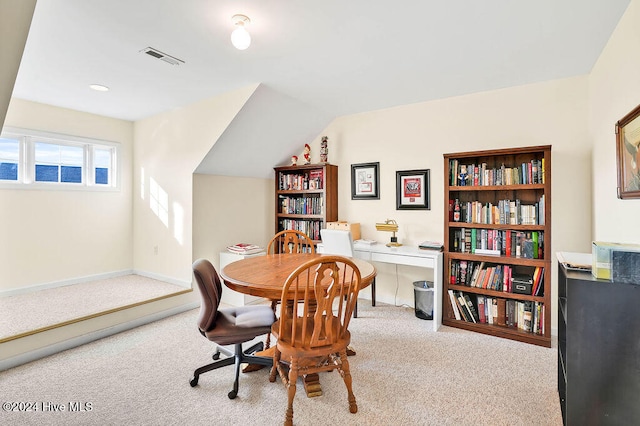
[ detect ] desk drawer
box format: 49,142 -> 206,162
353,249 -> 372,261
371,252 -> 435,268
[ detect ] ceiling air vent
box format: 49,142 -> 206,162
140,47 -> 184,66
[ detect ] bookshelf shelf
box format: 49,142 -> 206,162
443,145 -> 551,347
274,163 -> 338,244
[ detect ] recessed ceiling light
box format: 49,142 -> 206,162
89,84 -> 109,92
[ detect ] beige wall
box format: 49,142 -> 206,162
1,99 -> 134,290
306,76 -> 592,323
132,84 -> 258,283
0,0 -> 35,129
192,174 -> 274,269
589,0 -> 640,242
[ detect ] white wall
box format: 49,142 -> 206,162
307,76 -> 592,326
1,99 -> 133,290
589,0 -> 640,242
132,84 -> 258,283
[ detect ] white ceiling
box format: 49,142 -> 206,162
9,0 -> 631,176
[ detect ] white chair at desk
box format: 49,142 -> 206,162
320,228 -> 354,257
319,229 -> 374,318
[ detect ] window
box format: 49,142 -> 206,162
0,137 -> 20,181
94,147 -> 113,185
0,127 -> 119,189
34,142 -> 84,183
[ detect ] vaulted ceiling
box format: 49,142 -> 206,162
8,0 -> 632,177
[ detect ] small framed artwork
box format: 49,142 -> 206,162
351,162 -> 380,200
616,103 -> 640,199
396,169 -> 430,210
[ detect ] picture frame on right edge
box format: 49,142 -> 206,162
616,103 -> 640,199
396,169 -> 430,210
351,162 -> 380,200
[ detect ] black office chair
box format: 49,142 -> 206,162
190,258 -> 275,399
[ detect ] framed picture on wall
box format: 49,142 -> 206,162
616,103 -> 640,199
351,162 -> 380,199
396,169 -> 430,210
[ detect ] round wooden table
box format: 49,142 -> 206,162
219,253 -> 376,397
220,253 -> 376,299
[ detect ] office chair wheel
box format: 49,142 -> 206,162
212,351 -> 220,360
190,376 -> 199,387
228,390 -> 237,399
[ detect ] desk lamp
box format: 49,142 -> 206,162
375,219 -> 402,247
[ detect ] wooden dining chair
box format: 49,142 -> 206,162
267,229 -> 316,255
264,230 -> 316,348
268,255 -> 362,426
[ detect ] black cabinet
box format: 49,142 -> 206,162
557,263 -> 640,425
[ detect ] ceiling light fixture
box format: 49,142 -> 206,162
89,84 -> 109,92
231,14 -> 251,50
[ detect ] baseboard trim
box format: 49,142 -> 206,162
1,270 -> 191,298
0,301 -> 199,371
0,270 -> 134,298
133,269 -> 191,288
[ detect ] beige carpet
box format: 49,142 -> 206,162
0,302 -> 562,425
0,275 -> 187,340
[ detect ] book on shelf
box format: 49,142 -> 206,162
476,295 -> 486,323
475,248 -> 501,256
462,293 -> 480,323
448,290 -> 461,321
506,300 -> 516,328
226,243 -> 264,255
496,298 -> 507,326
455,293 -> 471,322
531,267 -> 543,296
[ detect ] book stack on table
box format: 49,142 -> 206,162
419,241 -> 444,251
226,243 -> 264,255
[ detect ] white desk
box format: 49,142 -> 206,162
352,242 -> 443,331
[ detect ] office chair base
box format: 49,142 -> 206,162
189,341 -> 273,399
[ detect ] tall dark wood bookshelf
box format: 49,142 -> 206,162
274,163 -> 338,244
443,146 -> 551,347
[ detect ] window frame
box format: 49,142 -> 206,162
0,127 -> 120,190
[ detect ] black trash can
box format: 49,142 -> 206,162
413,280 -> 434,320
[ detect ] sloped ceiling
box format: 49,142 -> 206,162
7,0 -> 633,178
194,84 -> 333,178
0,0 -> 36,130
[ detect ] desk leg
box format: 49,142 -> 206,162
371,277 -> 376,307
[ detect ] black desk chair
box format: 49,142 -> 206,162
190,258 -> 275,399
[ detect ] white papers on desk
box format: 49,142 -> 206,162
354,239 -> 377,246
557,251 -> 592,271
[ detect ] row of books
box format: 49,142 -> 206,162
449,158 -> 545,187
279,195 -> 324,215
451,195 -> 545,226
448,290 -> 545,334
449,260 -> 545,296
278,170 -> 324,191
278,219 -> 322,241
452,229 -> 544,260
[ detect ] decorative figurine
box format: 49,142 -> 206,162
303,143 -> 311,164
458,164 -> 470,186
291,155 -> 298,166
320,136 -> 328,163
